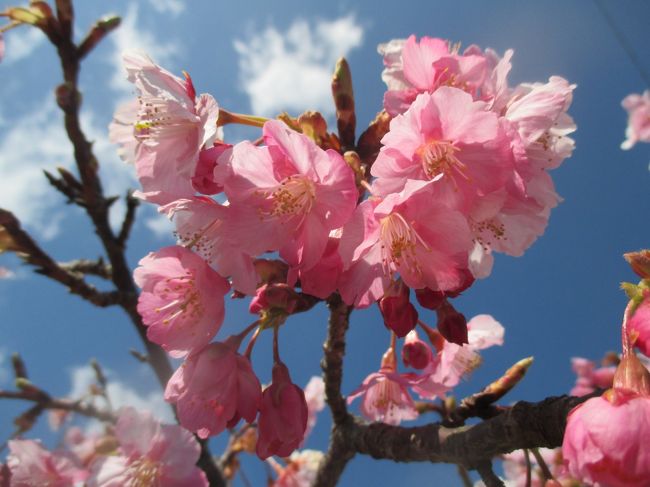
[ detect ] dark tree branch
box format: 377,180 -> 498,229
313,294 -> 355,487
0,389 -> 115,423
476,461 -> 505,487
116,191 -> 139,248
59,258 -> 112,279
348,395 -> 588,467
0,209 -> 125,308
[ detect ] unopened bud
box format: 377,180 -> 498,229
331,57 -> 356,149
436,300 -> 468,345
378,279 -> 418,337
624,250 -> 650,279
415,288 -> 445,310
402,330 -> 433,369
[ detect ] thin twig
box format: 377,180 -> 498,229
0,389 -> 115,423
476,461 -> 505,487
457,464 -> 473,487
531,448 -> 553,483
116,191 -> 139,248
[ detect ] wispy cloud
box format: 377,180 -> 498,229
147,0 -> 185,17
234,16 -> 364,117
2,27 -> 45,65
67,364 -> 174,431
109,3 -> 180,93
0,97 -> 136,238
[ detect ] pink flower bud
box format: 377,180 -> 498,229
378,280 -> 418,337
562,392 -> 650,486
402,330 -> 433,369
165,339 -> 261,439
256,363 -> 308,459
436,300 -> 468,345
414,288 -> 446,310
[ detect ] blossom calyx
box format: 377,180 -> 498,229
613,353 -> 650,397
249,283 -> 300,328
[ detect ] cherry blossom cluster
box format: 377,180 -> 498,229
110,36 -> 576,459
4,407 -> 208,486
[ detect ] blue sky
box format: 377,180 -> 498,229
0,0 -> 649,485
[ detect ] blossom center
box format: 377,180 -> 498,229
416,140 -> 468,184
379,213 -> 429,275
134,96 -> 195,142
155,272 -> 203,326
129,457 -> 161,487
261,175 -> 316,222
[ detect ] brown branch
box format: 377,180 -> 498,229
313,294 -> 355,487
0,209 -> 124,307
59,258 -> 112,279
348,395 -> 588,467
0,389 -> 115,423
116,191 -> 139,248
476,461 -> 505,487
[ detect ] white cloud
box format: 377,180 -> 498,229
0,349 -> 10,386
147,0 -> 185,16
109,3 -> 180,93
2,27 -> 45,65
67,364 -> 174,431
0,97 -> 136,238
145,211 -> 174,240
234,16 -> 364,117
0,99 -> 76,237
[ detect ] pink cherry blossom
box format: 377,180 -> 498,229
0,33 -> 4,63
372,88 -> 513,213
562,391 -> 650,487
287,231 -> 343,299
160,197 -> 258,295
270,450 -> 324,487
7,439 -> 88,487
225,120 -> 357,271
134,245 -> 230,357
339,181 -> 472,307
109,51 -> 220,204
347,348 -> 418,425
621,90 -> 650,150
379,36 -> 488,116
412,315 -> 504,399
87,407 -> 207,486
164,337 -> 261,438
570,357 -> 616,397
629,295 -> 650,357
257,362 -> 308,459
303,376 -> 325,442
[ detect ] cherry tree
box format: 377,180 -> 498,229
0,1 -> 649,486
